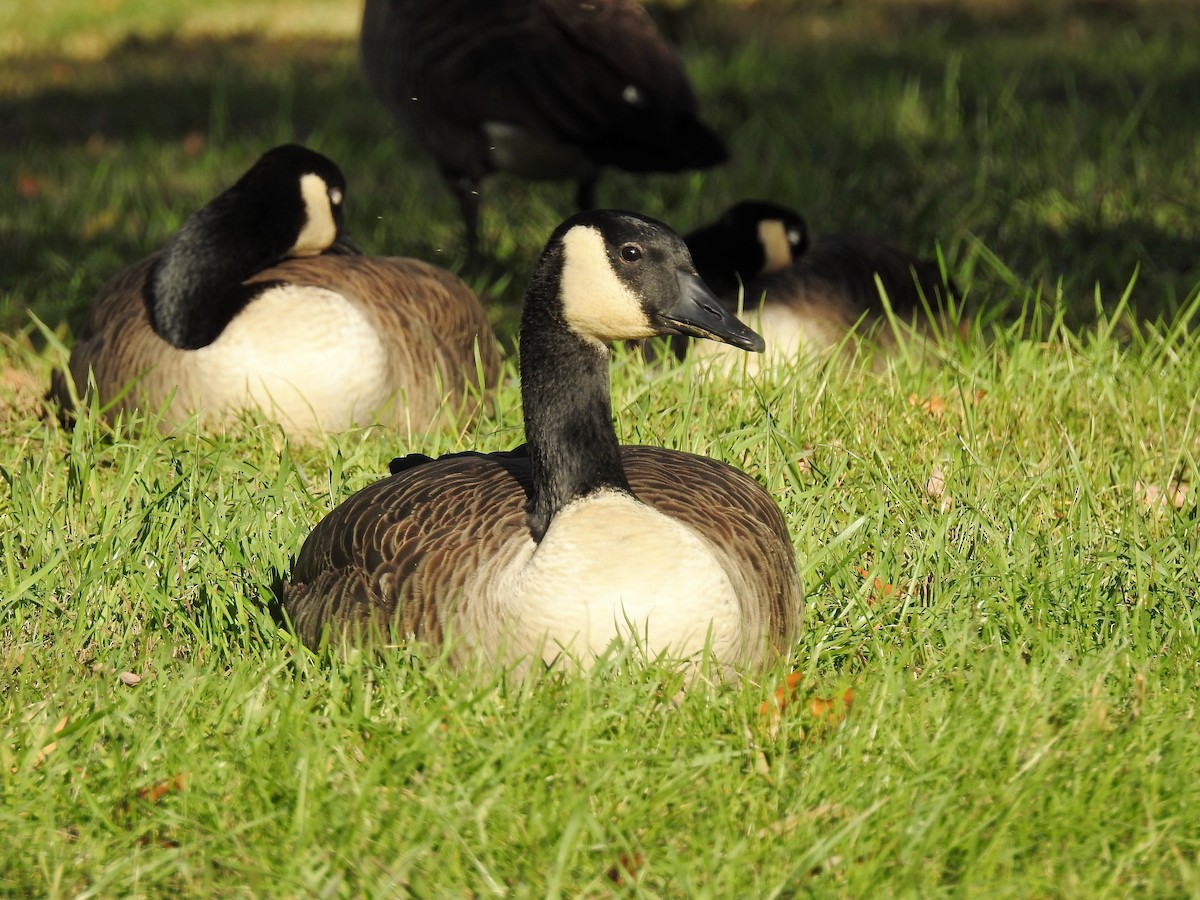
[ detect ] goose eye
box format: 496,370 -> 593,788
619,243 -> 643,263
328,187 -> 344,206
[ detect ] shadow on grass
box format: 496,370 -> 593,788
3,0 -> 1199,334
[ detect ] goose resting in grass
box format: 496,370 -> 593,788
360,0 -> 729,253
282,209 -> 802,673
682,200 -> 960,371
50,144 -> 502,440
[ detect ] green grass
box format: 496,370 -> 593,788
4,0 -> 1200,895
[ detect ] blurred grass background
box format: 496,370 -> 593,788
3,0 -> 1199,341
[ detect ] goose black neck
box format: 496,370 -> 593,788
146,191 -> 290,350
520,245 -> 631,542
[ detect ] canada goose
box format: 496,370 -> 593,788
682,200 -> 959,370
51,144 -> 502,439
360,0 -> 729,253
283,209 -> 802,673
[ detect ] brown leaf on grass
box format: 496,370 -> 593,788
760,674 -> 854,730
908,392 -> 946,417
605,853 -> 644,886
2,367 -> 38,392
952,387 -> 987,405
81,207 -> 118,240
1135,480 -> 1190,511
137,835 -> 181,849
137,773 -> 190,804
0,366 -> 44,420
809,689 -> 855,723
1131,672 -> 1147,720
29,715 -> 70,769
760,671 -> 805,717
926,464 -> 950,510
17,172 -> 40,199
182,131 -> 206,157
855,567 -> 904,607
908,388 -> 984,418
755,802 -> 855,839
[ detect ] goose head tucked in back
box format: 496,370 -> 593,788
682,200 -> 960,371
149,143 -> 352,350
283,209 -> 801,672
684,200 -> 809,296
51,144 -> 502,439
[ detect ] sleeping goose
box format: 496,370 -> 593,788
283,209 -> 802,673
682,200 -> 960,370
360,0 -> 729,253
50,144 -> 502,439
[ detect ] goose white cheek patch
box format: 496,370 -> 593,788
292,173 -> 338,256
757,219 -> 794,273
558,226 -> 657,343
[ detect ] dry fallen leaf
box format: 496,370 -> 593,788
605,853 -> 644,886
0,366 -> 44,420
182,131 -> 207,157
809,689 -> 855,722
29,714 -> 69,769
856,567 -> 904,607
951,387 -> 987,405
81,207 -> 118,240
908,388 -> 984,418
759,674 -> 854,733
756,804 -> 855,838
760,671 -> 805,717
17,173 -> 40,199
1135,480 -> 1190,511
908,392 -> 946,417
925,464 -> 949,509
137,773 -> 190,804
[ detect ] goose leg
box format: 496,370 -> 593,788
450,174 -> 483,257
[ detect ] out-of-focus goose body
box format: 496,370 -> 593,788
360,0 -> 729,250
684,201 -> 959,371
51,145 -> 502,439
283,209 -> 802,673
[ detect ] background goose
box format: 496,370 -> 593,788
51,144 -> 502,439
682,200 -> 960,370
359,0 -> 729,253
283,209 -> 802,673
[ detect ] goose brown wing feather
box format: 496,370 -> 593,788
54,254 -> 500,434
284,452 -> 533,647
51,255 -> 167,413
774,235 -> 956,320
622,446 -> 802,652
283,445 -> 801,657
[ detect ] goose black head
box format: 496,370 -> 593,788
531,209 -> 764,353
685,200 -> 810,296
147,144 -> 351,349
227,144 -> 350,259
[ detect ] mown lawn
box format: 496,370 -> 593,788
3,0 -> 1200,895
